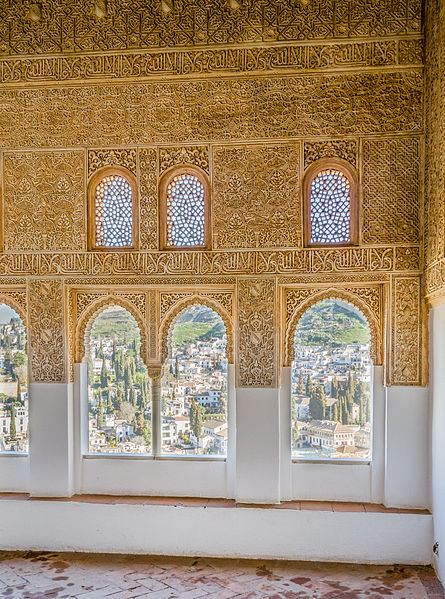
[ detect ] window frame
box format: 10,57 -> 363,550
159,165 -> 212,251
303,158 -> 359,248
87,165 -> 139,251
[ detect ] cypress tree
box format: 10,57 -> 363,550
16,378 -> 21,403
333,401 -> 339,422
112,338 -> 117,370
9,402 -> 16,438
97,396 -> 103,428
298,369 -> 305,395
107,386 -> 113,412
100,359 -> 109,389
305,376 -> 313,397
129,387 -> 137,407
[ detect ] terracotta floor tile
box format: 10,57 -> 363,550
274,501 -> 301,510
332,502 -> 366,512
363,503 -> 398,513
206,498 -> 236,508
300,501 -> 333,511
0,493 -> 29,501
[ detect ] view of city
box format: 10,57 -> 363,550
88,306 -> 152,454
161,305 -> 227,455
87,304 -> 227,456
292,299 -> 372,461
0,304 -> 28,453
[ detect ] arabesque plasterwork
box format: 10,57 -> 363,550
303,140 -> 358,170
392,277 -> 423,386
3,151 -> 86,252
88,149 -> 137,179
159,146 -> 209,174
0,40 -> 422,86
362,137 -> 421,245
0,73 -> 422,150
0,247 -> 419,277
0,0 -> 431,388
237,279 -> 276,388
28,280 -> 66,383
213,144 -> 301,249
0,0 -> 420,58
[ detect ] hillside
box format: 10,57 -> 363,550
90,307 -> 140,342
295,300 -> 370,346
172,305 -> 225,346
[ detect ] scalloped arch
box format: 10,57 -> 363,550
159,296 -> 233,364
76,295 -> 148,364
284,288 -> 382,367
0,295 -> 27,326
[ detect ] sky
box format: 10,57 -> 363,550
0,303 -> 20,324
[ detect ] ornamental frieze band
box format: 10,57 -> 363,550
0,39 -> 423,85
0,247 -> 420,277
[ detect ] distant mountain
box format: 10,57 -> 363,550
172,305 -> 225,346
295,300 -> 370,346
90,307 -> 140,341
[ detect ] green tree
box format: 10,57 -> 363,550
305,375 -> 313,397
129,387 -> 137,407
100,359 -> 109,389
106,386 -> 113,412
175,355 -> 179,379
333,400 -> 339,422
87,355 -> 95,387
331,377 -> 339,398
16,378 -> 21,403
97,396 -> 103,428
298,369 -> 305,395
9,402 -> 16,438
309,384 -> 326,420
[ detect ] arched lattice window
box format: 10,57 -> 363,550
88,166 -> 138,250
303,159 -> 358,246
159,167 -> 211,250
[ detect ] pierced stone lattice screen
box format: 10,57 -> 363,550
95,175 -> 133,247
166,174 -> 205,247
310,169 -> 351,244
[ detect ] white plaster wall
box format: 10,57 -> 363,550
0,455 -> 28,492
385,385 -> 430,508
430,304 -> 445,582
29,382 -> 73,497
0,499 -> 432,565
81,457 -> 227,497
235,387 -> 280,503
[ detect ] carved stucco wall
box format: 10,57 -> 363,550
0,0 -> 426,387
424,0 -> 445,300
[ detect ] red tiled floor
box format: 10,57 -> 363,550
332,502 -> 366,512
0,552 -> 442,598
300,501 -> 333,511
0,493 -> 432,515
